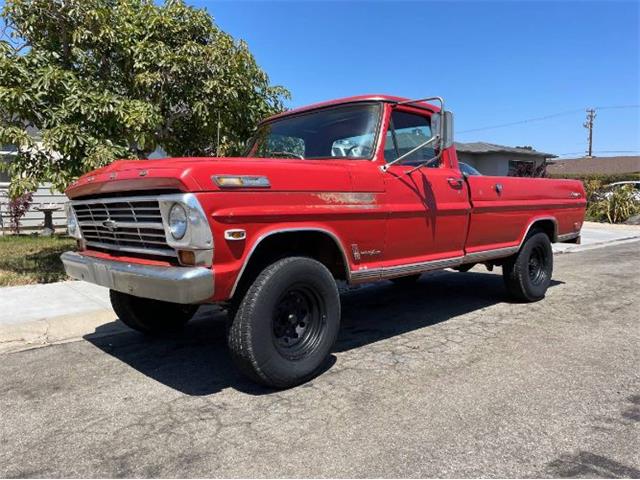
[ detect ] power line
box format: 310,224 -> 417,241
555,150 -> 640,157
457,104 -> 640,134
457,109 -> 583,134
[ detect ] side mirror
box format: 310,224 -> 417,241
429,110 -> 453,149
442,111 -> 454,149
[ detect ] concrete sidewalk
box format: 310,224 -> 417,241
1,221 -> 638,353
553,221 -> 640,253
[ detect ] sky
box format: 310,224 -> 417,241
1,0 -> 638,157
194,0 -> 640,157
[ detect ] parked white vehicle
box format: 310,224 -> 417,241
599,181 -> 640,201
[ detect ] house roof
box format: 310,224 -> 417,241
455,142 -> 555,158
547,156 -> 640,175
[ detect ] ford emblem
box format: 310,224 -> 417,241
102,219 -> 118,231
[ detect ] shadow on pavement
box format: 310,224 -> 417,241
84,269 -> 562,396
545,451 -> 640,478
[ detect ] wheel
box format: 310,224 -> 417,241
390,274 -> 421,286
502,231 -> 553,302
109,290 -> 197,335
228,257 -> 340,389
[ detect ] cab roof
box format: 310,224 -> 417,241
263,94 -> 440,123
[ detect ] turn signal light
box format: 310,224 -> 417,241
212,175 -> 270,188
224,229 -> 247,240
178,250 -> 196,266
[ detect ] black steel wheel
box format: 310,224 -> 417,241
528,243 -> 550,286
272,285 -> 327,360
228,257 -> 340,389
503,231 -> 553,302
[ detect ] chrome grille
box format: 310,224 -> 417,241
72,198 -> 175,257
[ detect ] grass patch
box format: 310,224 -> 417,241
0,235 -> 75,287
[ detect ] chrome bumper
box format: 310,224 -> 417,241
60,251 -> 214,304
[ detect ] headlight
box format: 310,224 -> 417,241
168,203 -> 188,240
65,203 -> 82,239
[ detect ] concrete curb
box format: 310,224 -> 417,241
553,236 -> 640,254
0,308 -> 124,354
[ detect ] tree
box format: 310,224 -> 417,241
0,0 -> 290,195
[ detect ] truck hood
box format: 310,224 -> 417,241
66,157 -> 355,199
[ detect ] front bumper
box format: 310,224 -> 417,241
61,251 -> 214,304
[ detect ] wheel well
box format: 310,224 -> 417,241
232,230 -> 349,300
528,219 -> 557,242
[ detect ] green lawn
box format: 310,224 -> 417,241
0,235 -> 75,287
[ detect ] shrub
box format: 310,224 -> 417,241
586,185 -> 640,223
7,192 -> 33,234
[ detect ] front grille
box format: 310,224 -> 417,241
72,197 -> 175,257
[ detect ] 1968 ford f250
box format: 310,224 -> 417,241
61,95 -> 586,388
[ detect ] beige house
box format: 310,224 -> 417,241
455,142 -> 555,176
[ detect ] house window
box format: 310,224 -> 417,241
0,145 -> 16,183
508,159 -> 548,177
509,160 -> 535,177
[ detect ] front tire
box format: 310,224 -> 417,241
110,290 -> 198,335
503,231 -> 553,302
228,257 -> 340,389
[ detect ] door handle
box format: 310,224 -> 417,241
495,183 -> 503,194
447,177 -> 464,189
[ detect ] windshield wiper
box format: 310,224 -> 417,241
269,151 -> 304,159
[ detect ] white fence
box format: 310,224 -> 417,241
0,182 -> 68,235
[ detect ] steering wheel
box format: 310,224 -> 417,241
346,145 -> 372,158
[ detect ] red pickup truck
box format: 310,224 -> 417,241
61,95 -> 586,388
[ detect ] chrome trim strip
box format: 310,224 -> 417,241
351,257 -> 464,283
78,220 -> 165,230
462,246 -> 519,263
557,232 -> 580,242
229,227 -> 351,298
61,251 -> 213,304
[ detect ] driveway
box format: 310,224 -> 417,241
1,241 -> 639,477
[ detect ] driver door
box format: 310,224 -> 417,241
382,107 -> 470,266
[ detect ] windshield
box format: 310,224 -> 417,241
246,103 -> 381,160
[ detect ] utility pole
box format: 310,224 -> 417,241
583,108 -> 596,157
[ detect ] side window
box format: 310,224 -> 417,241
384,111 -> 436,165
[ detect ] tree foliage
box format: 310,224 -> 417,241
0,0 -> 290,195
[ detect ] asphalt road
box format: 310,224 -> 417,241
1,242 -> 639,478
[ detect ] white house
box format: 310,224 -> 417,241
0,142 -> 68,235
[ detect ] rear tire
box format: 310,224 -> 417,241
110,290 -> 197,335
503,231 -> 553,302
228,257 -> 340,389
390,274 -> 421,286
